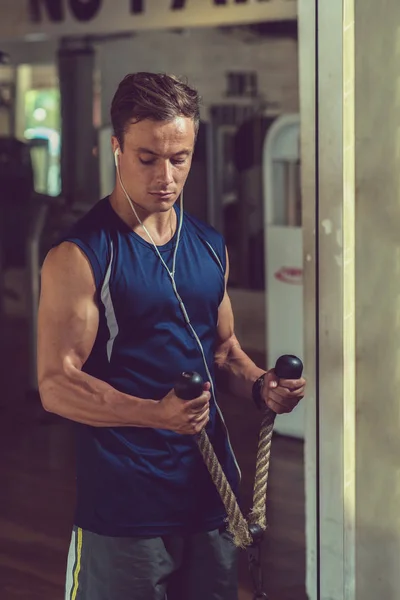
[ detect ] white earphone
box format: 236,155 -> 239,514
113,142 -> 241,478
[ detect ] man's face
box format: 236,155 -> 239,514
112,116 -> 196,214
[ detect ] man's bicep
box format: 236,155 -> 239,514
216,246 -> 235,345
37,243 -> 99,382
216,290 -> 235,348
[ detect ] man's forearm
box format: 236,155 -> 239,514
39,359 -> 159,428
214,339 -> 265,400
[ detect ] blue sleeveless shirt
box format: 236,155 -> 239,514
59,197 -> 240,537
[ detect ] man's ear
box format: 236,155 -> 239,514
111,136 -> 121,156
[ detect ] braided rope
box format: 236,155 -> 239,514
195,407 -> 276,548
248,409 -> 276,530
196,430 -> 253,548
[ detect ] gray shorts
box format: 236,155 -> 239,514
65,525 -> 239,600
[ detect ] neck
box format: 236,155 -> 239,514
109,188 -> 178,245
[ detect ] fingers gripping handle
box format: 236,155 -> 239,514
174,371 -> 204,400
274,354 -> 303,380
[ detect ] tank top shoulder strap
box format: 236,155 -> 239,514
183,211 -> 227,276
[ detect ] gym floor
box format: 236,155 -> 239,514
0,316 -> 306,600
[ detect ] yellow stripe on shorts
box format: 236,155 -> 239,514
71,527 -> 83,600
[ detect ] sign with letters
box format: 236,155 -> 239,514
0,0 -> 297,40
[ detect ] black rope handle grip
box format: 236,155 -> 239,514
174,354 -> 303,400
274,354 -> 303,380
174,371 -> 204,400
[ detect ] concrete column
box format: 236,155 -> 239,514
58,41 -> 99,206
300,0 -> 400,598
353,1 -> 400,597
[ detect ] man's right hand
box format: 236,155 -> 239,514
155,383 -> 211,435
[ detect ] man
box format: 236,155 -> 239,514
37,72 -> 306,600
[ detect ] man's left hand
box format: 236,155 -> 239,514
262,370 -> 306,414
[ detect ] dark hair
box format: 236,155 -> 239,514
111,72 -> 201,149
